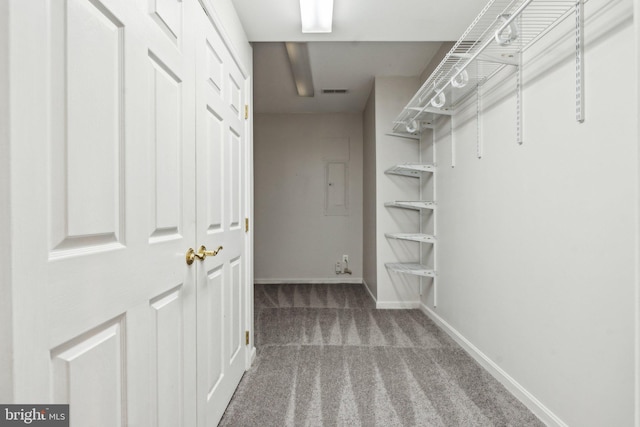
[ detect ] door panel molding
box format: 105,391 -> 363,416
51,315 -> 126,427
198,0 -> 249,79
147,49 -> 184,243
149,284 -> 185,427
49,0 -> 126,258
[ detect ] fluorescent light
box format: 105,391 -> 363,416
299,0 -> 333,33
285,43 -> 315,97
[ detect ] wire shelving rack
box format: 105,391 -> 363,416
392,0 -> 583,134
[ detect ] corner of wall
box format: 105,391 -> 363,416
363,86 -> 377,299
373,77 -> 422,305
361,278 -> 377,306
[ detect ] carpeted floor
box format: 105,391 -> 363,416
220,283 -> 544,426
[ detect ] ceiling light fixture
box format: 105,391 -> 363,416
285,42 -> 315,97
299,0 -> 334,33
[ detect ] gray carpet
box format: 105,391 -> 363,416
220,283 -> 544,426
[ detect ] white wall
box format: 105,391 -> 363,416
373,77 -> 426,306
419,42 -> 453,84
421,0 -> 637,425
363,88 -> 377,297
254,113 -> 363,283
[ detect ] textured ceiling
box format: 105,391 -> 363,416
231,0 -> 488,42
254,42 -> 443,113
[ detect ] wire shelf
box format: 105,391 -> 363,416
386,263 -> 436,278
385,164 -> 436,177
385,233 -> 436,244
385,201 -> 436,211
393,0 -> 577,133
385,132 -> 420,141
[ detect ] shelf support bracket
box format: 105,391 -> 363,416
450,116 -> 455,168
516,16 -> 524,145
575,0 -> 585,123
517,61 -> 523,144
476,82 -> 483,159
432,127 -> 438,308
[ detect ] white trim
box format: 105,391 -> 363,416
254,278 -> 363,285
248,346 -> 256,367
376,301 -> 420,309
635,0 -> 640,423
361,279 -> 377,305
419,303 -> 568,427
0,0 -> 11,401
243,75 -> 254,374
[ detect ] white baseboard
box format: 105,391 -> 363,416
248,346 -> 256,367
354,279 -> 420,310
376,301 -> 421,309
362,279 -> 377,305
419,303 -> 567,427
254,278 -> 363,285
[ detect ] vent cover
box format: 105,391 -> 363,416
322,89 -> 348,94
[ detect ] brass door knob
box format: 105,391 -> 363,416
186,245 -> 223,265
197,245 -> 223,259
186,248 -> 197,265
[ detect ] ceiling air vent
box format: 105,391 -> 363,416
322,89 -> 348,94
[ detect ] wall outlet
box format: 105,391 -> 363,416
335,262 -> 341,274
342,254 -> 349,265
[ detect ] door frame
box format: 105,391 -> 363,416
0,0 -> 11,402
244,75 -> 255,367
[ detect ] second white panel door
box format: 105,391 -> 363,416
194,3 -> 248,426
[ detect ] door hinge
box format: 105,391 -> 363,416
245,330 -> 250,345
245,217 -> 249,232
244,104 -> 249,120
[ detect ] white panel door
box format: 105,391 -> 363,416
137,0 -> 198,425
7,0 -> 199,425
194,4 -> 248,425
